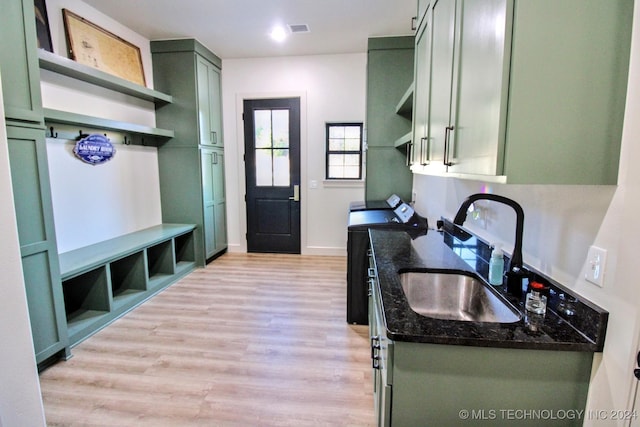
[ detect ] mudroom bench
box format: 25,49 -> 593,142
58,224 -> 197,347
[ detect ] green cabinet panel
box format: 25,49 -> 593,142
412,0 -> 632,184
202,148 -> 227,259
6,126 -> 68,364
0,0 -> 43,123
152,39 -> 227,265
22,252 -> 67,360
366,148 -> 413,203
197,57 -> 223,147
365,37 -> 414,202
410,7 -> 432,167
6,133 -> 47,245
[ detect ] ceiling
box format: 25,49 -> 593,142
82,0 -> 417,59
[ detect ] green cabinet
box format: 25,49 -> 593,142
410,6 -> 432,167
152,39 -> 227,265
0,0 -> 43,124
197,57 -> 223,147
412,0 -> 633,184
6,125 -> 68,364
1,0 -> 69,365
368,260 -> 593,426
365,37 -> 414,202
201,147 -> 227,258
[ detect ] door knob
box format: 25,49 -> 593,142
289,184 -> 300,201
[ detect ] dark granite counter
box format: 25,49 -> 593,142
369,228 -> 608,352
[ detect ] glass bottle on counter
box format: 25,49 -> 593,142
525,281 -> 548,315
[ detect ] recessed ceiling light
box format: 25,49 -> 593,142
270,25 -> 288,42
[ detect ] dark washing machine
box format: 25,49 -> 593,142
348,193 -> 403,212
346,202 -> 428,324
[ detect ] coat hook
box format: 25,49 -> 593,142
48,126 -> 58,138
123,136 -> 130,145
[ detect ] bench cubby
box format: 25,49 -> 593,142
147,240 -> 175,289
58,224 -> 196,347
110,251 -> 147,309
62,266 -> 110,339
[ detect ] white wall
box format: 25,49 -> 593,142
0,73 -> 47,427
40,0 -> 162,253
412,3 -> 640,422
221,53 -> 367,255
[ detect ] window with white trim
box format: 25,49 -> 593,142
325,123 -> 363,180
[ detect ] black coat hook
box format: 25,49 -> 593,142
48,126 -> 58,138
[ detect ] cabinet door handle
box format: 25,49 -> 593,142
212,152 -> 218,165
444,126 -> 454,166
372,355 -> 381,370
211,131 -> 217,144
420,136 -> 429,165
371,336 -> 381,360
406,142 -> 413,167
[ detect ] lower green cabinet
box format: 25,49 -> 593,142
202,147 -> 227,259
6,125 -> 69,364
368,263 -> 592,426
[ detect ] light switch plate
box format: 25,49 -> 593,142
585,245 -> 607,287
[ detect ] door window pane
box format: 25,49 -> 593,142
254,110 -> 272,149
254,109 -> 291,186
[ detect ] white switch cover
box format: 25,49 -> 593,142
585,246 -> 607,287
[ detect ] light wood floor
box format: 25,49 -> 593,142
39,253 -> 375,426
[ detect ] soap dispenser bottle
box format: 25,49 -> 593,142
489,245 -> 504,286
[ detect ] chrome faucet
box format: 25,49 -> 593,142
453,193 -> 527,295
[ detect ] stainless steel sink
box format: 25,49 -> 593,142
399,272 -> 522,323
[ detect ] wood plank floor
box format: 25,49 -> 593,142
39,253 -> 375,426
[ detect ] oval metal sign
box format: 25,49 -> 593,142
74,134 -> 116,165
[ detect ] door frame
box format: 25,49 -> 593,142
235,92 -> 308,254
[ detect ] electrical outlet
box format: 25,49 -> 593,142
585,246 -> 607,287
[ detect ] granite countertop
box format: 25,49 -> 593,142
369,228 -> 606,352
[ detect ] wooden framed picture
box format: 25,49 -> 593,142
34,0 -> 53,52
62,9 -> 146,86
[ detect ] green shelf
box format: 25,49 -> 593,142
395,83 -> 414,118
38,50 -> 172,105
44,108 -> 174,145
393,132 -> 412,149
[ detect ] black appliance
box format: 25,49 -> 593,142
346,202 -> 428,324
348,194 -> 402,212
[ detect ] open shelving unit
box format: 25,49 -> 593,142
58,224 -> 196,346
394,83 -> 414,151
39,50 -> 175,146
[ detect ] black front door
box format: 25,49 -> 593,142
243,97 -> 301,253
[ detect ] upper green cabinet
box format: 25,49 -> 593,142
412,0 -> 633,184
152,39 -> 222,148
197,57 -> 223,147
0,0 -> 43,124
